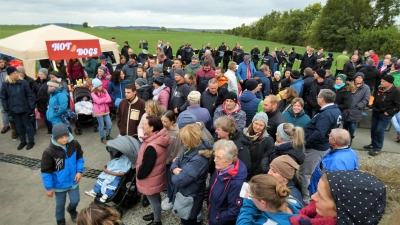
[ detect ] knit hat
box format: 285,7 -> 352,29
336,74 -> 346,83
187,91 -> 201,102
191,55 -> 199,59
224,91 -> 238,103
274,71 -> 281,76
153,64 -> 163,73
326,170 -> 386,225
52,123 -> 70,140
153,75 -> 164,86
290,71 -> 301,79
328,52 -> 333,58
6,66 -> 17,75
92,78 -> 102,88
129,54 -> 138,60
98,66 -> 108,74
382,75 -> 394,84
269,155 -> 299,180
281,78 -> 291,89
245,79 -> 259,91
50,71 -> 61,78
390,57 -> 398,64
37,68 -> 48,75
252,111 -> 268,127
244,55 -> 251,60
99,54 -> 107,60
16,66 -> 25,74
177,113 -> 197,129
315,68 -> 326,78
353,72 -> 365,79
47,81 -> 60,88
277,123 -> 292,142
135,78 -> 147,87
174,68 -> 185,78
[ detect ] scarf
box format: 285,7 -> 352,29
289,201 -> 337,225
245,129 -> 263,141
152,84 -> 166,100
218,164 -> 234,176
188,63 -> 199,69
334,83 -> 345,90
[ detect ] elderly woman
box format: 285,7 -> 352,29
136,115 -> 170,225
268,155 -> 303,205
208,139 -> 247,225
278,87 -> 298,113
243,112 -> 274,177
283,97 -> 311,129
290,171 -> 386,225
237,174 -> 302,225
214,116 -> 251,174
170,124 -> 212,225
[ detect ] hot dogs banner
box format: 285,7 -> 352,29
45,39 -> 101,60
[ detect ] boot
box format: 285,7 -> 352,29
143,212 -> 154,221
56,218 -> 66,225
67,208 -> 78,223
147,221 -> 162,225
9,121 -> 18,140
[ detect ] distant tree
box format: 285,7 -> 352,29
160,26 -> 167,31
83,22 -> 88,28
373,0 -> 400,28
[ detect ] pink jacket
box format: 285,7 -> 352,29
91,91 -> 112,116
158,87 -> 170,109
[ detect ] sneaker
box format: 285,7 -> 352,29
1,126 -> 10,134
26,142 -> 35,150
161,202 -> 173,211
12,137 -> 18,142
100,194 -> 108,203
67,208 -> 78,223
100,138 -> 107,144
106,136 -> 113,140
363,144 -> 375,150
17,142 -> 27,150
397,135 -> 400,143
369,149 -> 382,156
85,190 -> 97,198
161,197 -> 169,205
147,221 -> 162,225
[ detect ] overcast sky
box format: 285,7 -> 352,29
1,0 -> 330,29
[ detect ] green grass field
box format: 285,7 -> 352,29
0,25 -> 340,71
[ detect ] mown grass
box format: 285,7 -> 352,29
0,25 -> 340,72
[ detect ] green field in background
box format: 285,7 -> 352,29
0,25 -> 340,72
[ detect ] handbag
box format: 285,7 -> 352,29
172,192 -> 194,220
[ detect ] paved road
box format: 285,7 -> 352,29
0,112 -> 399,224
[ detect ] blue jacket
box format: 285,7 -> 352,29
283,108 -> 311,130
107,79 -> 128,102
47,88 -> 69,125
253,71 -> 270,97
290,78 -> 304,97
308,147 -> 358,196
239,90 -> 262,127
177,105 -> 212,131
0,77 -> 35,114
237,61 -> 256,81
305,104 -> 342,151
208,159 -> 247,225
41,133 -> 85,190
84,58 -> 98,78
171,140 -> 211,220
237,198 -> 302,225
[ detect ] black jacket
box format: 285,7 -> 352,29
233,48 -> 244,64
121,45 -> 130,59
33,77 -> 50,114
334,82 -> 354,112
160,59 -> 173,72
200,89 -> 218,117
304,78 -> 334,108
359,65 -> 380,87
183,47 -> 194,61
322,58 -> 333,70
262,142 -> 305,173
169,81 -> 190,113
261,54 -> 274,71
0,78 -> 35,114
176,48 -> 185,60
23,75 -> 36,91
266,110 -> 286,141
372,85 -> 400,116
136,85 -> 153,102
163,46 -> 173,59
300,53 -> 316,70
229,130 -> 252,174
343,61 -> 357,80
250,48 -> 260,60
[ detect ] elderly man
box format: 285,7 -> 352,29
213,91 -> 246,131
300,89 -> 342,204
177,91 -> 212,131
202,50 -> 215,69
343,55 -> 358,81
308,128 -> 358,196
364,75 -> 400,156
237,55 -> 256,91
200,79 -> 219,117
262,95 -> 285,141
186,55 -> 201,77
224,62 -> 239,96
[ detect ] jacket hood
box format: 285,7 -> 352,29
141,128 -> 170,148
222,101 -> 242,115
365,65 -> 376,71
190,139 -> 213,159
327,170 -> 386,225
51,133 -> 75,148
240,90 -> 257,103
291,78 -> 304,85
338,81 -> 355,92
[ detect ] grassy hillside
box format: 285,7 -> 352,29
0,25 -> 340,71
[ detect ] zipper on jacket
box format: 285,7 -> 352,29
126,102 -> 131,134
208,173 -> 219,215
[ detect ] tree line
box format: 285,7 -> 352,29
225,0 -> 400,56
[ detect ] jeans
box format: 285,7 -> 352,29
146,193 -> 162,222
343,121 -> 356,138
371,110 -> 392,150
54,185 -> 80,221
13,112 -> 34,143
0,103 -> 9,127
273,62 -> 278,73
166,164 -> 173,201
96,114 -> 112,138
391,112 -> 400,136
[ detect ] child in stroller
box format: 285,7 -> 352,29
85,136 -> 140,205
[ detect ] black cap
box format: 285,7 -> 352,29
245,79 -> 259,91
6,66 -> 17,75
224,91 -> 238,103
50,71 -> 62,78
290,71 -> 301,79
129,54 -> 138,60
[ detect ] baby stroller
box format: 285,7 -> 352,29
86,136 -> 147,215
73,86 -> 97,135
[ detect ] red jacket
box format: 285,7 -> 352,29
67,63 -> 85,81
371,54 -> 379,67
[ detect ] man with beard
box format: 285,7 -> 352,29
196,60 -> 215,94
122,54 -> 139,82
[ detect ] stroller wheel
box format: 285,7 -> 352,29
74,129 -> 82,135
94,126 -> 98,132
141,194 -> 150,207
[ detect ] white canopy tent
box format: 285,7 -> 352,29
0,25 -> 120,78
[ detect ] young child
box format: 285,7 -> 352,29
91,78 -> 113,144
41,123 -> 85,225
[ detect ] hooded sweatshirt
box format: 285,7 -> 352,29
213,102 -> 247,131
239,90 -> 263,127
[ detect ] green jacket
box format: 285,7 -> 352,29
335,54 -> 350,70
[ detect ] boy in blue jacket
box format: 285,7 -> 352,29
41,123 -> 85,225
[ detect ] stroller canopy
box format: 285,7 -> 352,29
106,136 -> 140,168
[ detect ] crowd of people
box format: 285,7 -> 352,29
0,39 -> 399,225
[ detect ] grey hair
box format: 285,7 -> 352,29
208,78 -> 218,85
367,59 -> 374,66
205,50 -> 211,54
259,64 -> 270,72
318,89 -> 336,103
330,128 -> 351,146
213,139 -> 238,162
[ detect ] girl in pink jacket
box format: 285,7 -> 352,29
96,66 -> 111,91
91,78 -> 113,144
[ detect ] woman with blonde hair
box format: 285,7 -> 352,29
237,174 -> 302,224
170,124 -> 212,225
77,202 -> 122,225
278,87 -> 298,113
138,100 -> 165,142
